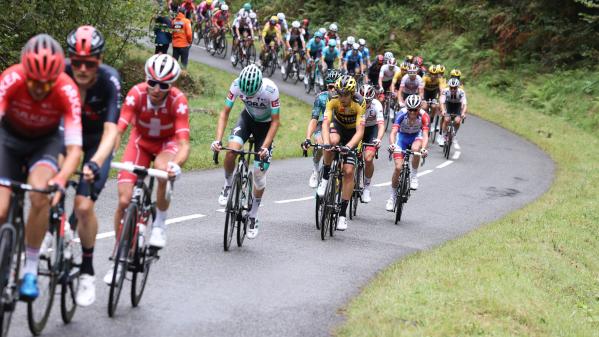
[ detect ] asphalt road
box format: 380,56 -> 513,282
10,43 -> 554,337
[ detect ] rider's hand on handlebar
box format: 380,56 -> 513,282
83,161 -> 100,183
421,148 -> 428,158
258,147 -> 271,160
373,138 -> 382,148
340,145 -> 351,154
301,138 -> 311,150
167,161 -> 182,180
48,176 -> 66,207
388,144 -> 397,153
211,140 -> 222,152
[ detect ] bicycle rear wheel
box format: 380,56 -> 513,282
237,171 -> 252,247
223,174 -> 240,251
0,227 -> 17,337
108,205 -> 135,317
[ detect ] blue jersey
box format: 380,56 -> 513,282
323,47 -> 339,62
344,50 -> 363,64
360,47 -> 370,62
311,91 -> 330,121
307,38 -> 326,54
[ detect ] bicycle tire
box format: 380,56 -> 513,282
27,255 -> 56,336
331,175 -> 342,237
395,169 -> 409,224
320,170 -> 336,240
352,163 -> 363,218
220,34 -> 228,58
444,126 -> 453,159
60,260 -> 78,324
383,100 -> 391,132
108,205 -> 135,317
268,52 -> 277,77
131,201 -> 155,307
0,226 -> 16,337
237,171 -> 252,247
223,173 -> 240,251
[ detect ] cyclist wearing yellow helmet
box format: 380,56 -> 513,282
421,64 -> 446,128
260,16 -> 283,67
316,75 -> 366,231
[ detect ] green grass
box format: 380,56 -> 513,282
117,51 -> 310,170
336,86 -> 599,337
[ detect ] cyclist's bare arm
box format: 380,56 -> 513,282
216,105 -> 232,143
306,119 -> 318,139
261,113 -> 280,150
173,139 -> 191,166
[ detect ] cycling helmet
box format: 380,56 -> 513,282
450,68 -> 462,78
383,51 -> 393,62
347,36 -> 355,45
314,31 -> 323,38
319,27 -> 327,35
352,43 -> 360,50
407,64 -> 418,75
437,64 -> 446,74
239,64 -> 263,96
249,12 -> 256,19
21,34 -> 65,82
335,75 -> 357,95
221,4 -> 228,11
277,13 -> 285,21
329,23 -> 338,32
400,61 -> 410,71
428,65 -> 439,74
292,20 -> 300,29
447,78 -> 460,88
358,38 -> 366,46
269,16 -> 277,24
145,54 -> 181,83
405,54 -> 414,63
376,54 -> 384,65
67,25 -> 105,57
206,0 -> 213,4
243,2 -> 251,11
359,84 -> 376,102
328,39 -> 337,47
387,57 -> 397,66
405,95 -> 421,109
414,56 -> 423,66
325,69 -> 341,84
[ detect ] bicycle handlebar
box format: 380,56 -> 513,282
213,148 -> 268,171
0,178 -> 58,194
110,162 -> 169,180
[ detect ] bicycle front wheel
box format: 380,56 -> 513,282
108,205 -> 135,317
131,206 -> 155,307
224,174 -> 241,251
0,226 -> 17,337
395,169 -> 409,224
237,171 -> 252,247
27,252 -> 57,336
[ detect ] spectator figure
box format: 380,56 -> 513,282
154,8 -> 172,54
172,7 -> 192,68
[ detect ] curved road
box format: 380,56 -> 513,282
11,45 -> 554,337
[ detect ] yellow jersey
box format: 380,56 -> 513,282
423,75 -> 446,92
262,23 -> 282,40
324,94 -> 366,129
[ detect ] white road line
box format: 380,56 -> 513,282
436,161 -> 454,169
216,208 -> 225,213
76,213 -> 206,242
454,142 -> 461,150
452,151 -> 461,160
374,181 -> 391,187
275,196 -> 314,204
417,170 -> 434,177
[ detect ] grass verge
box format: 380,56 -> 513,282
336,86 -> 599,336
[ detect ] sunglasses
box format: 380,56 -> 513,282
26,79 -> 54,93
147,80 -> 171,91
327,84 -> 335,90
71,59 -> 99,70
408,108 -> 419,112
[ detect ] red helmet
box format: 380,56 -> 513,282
302,18 -> 309,26
67,25 -> 105,57
21,34 -> 65,82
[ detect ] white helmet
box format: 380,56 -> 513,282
291,20 -> 300,29
221,4 -> 228,11
405,95 -> 421,109
319,27 -> 327,35
241,11 -> 248,18
347,36 -> 355,45
383,51 -> 394,61
329,23 -> 338,32
277,12 -> 285,20
249,12 -> 256,19
352,43 -> 360,50
145,54 -> 181,84
342,40 -> 348,47
358,38 -> 366,46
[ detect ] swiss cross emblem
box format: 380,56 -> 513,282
125,95 -> 135,106
176,103 -> 188,115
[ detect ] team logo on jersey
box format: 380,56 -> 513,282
271,99 -> 280,108
176,103 -> 188,115
126,95 -> 135,106
61,84 -> 82,125
227,91 -> 235,101
0,71 -> 21,101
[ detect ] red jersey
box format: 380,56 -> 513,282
0,64 -> 82,146
118,83 -> 190,141
212,10 -> 229,27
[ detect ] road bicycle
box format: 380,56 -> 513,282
282,47 -> 303,84
443,115 -> 459,160
427,98 -> 441,148
301,142 -> 326,231
349,143 -> 378,220
388,149 -> 423,224
213,137 -> 266,251
380,90 -> 396,132
193,13 -> 212,45
231,32 -> 256,68
0,179 -> 57,337
318,145 -> 356,240
261,42 -> 279,77
107,162 -> 172,317
208,27 -> 228,58
304,57 -> 324,94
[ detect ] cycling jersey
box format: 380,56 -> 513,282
423,75 -> 446,92
0,64 -> 82,146
379,64 -> 399,82
180,0 -> 196,19
65,64 -> 121,147
118,83 -> 190,141
278,19 -> 289,34
212,9 -> 229,28
287,29 -> 305,47
400,74 -> 424,95
225,77 -> 280,122
359,47 -> 370,62
364,99 -> 384,127
324,94 -> 366,129
393,108 -> 430,134
323,47 -> 339,63
440,88 -> 467,104
197,1 -> 211,16
367,64 -> 382,85
344,50 -> 363,65
392,70 -> 407,85
306,38 -> 325,58
234,16 -> 254,32
311,91 -> 330,122
324,32 -> 340,45
262,23 -> 282,40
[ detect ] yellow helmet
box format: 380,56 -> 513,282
400,61 -> 410,71
335,75 -> 357,95
428,65 -> 439,74
450,68 -> 462,78
270,16 -> 278,22
437,64 -> 446,74
206,0 -> 213,4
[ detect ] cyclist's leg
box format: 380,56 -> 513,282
363,126 -> 378,184
246,118 -> 272,223
0,128 -> 26,223
321,124 -> 341,182
340,129 -> 356,202
411,136 -> 424,173
224,111 -> 252,188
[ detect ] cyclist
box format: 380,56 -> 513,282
341,36 -> 355,58
302,69 -> 341,188
413,55 -> 426,77
180,0 -> 197,21
325,23 -> 340,46
378,57 -> 399,95
390,61 -> 409,96
301,18 -> 311,42
358,39 -> 370,68
103,54 -> 189,285
62,26 -> 121,306
277,13 -> 289,39
211,65 -> 280,239
316,75 -> 365,231
231,11 -> 255,63
0,34 -> 83,300
398,64 -> 424,108
304,31 -> 326,86
281,20 -> 305,75
438,78 -> 467,146
343,43 -> 363,76
236,2 -> 254,17
250,12 -> 259,36
358,84 -> 384,203
366,55 -> 384,86
386,95 -> 429,211
208,3 -> 230,50
260,16 -> 283,67
421,64 -> 446,137
196,0 -> 213,29
322,39 -> 341,71
383,51 -> 394,63
449,68 -> 464,87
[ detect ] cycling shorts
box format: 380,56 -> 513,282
330,120 -> 357,166
76,144 -> 113,201
381,80 -> 392,93
0,124 -> 61,182
363,125 -> 378,152
424,89 -> 439,102
117,129 -> 179,184
446,102 -> 462,116
309,50 -> 322,60
264,35 -> 278,46
393,131 -> 423,160
228,109 -> 273,167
